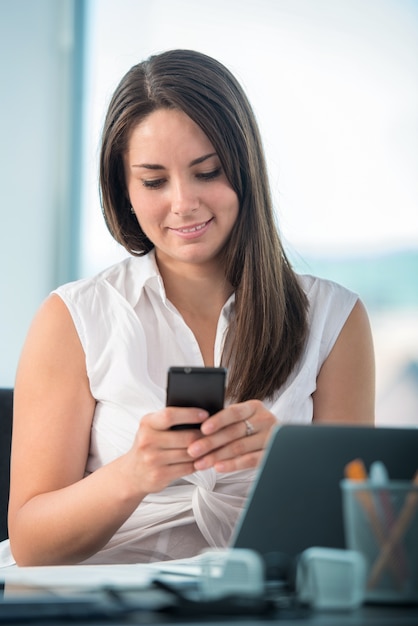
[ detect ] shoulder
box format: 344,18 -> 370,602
48,253 -> 158,357
53,253 -> 157,309
297,274 -> 360,362
298,273 -> 357,305
298,274 -> 358,319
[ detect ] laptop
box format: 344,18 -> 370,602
230,423 -> 418,559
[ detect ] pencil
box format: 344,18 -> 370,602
370,462 -> 409,584
367,470 -> 418,590
344,459 -> 403,588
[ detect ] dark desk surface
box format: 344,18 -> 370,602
2,569 -> 418,626
2,608 -> 418,626
1,588 -> 418,626
45,607 -> 418,626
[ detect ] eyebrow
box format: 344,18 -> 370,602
132,152 -> 218,170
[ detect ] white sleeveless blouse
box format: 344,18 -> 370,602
0,251 -> 357,566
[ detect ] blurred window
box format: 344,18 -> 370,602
78,0 -> 418,425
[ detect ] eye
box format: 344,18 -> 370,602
196,167 -> 222,182
142,178 -> 166,190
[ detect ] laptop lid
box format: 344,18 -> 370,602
230,424 -> 418,559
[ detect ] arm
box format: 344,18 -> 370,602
8,295 -> 203,565
312,298 -> 375,424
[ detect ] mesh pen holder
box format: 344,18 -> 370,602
340,479 -> 418,604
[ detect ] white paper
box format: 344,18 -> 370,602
0,563 -> 159,590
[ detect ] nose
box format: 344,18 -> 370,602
170,179 -> 199,215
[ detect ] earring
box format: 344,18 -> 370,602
130,206 -> 135,214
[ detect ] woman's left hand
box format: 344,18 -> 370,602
186,400 -> 277,473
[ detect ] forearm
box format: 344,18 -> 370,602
9,453 -> 145,566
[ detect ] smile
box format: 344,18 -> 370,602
174,219 -> 211,233
170,218 -> 213,237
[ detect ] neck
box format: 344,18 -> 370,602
156,255 -> 233,316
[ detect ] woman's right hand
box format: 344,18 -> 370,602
125,407 -> 208,494
7,295 -> 204,566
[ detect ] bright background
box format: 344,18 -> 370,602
81,0 -> 418,275
1,0 -> 417,425
79,0 -> 418,426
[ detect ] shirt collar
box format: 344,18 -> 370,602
110,250 -> 163,309
124,250 -> 236,316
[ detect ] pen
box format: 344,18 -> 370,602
344,459 -> 387,545
344,460 -> 387,546
367,470 -> 418,590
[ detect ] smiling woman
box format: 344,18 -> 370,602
3,49 -> 374,569
65,0 -> 417,432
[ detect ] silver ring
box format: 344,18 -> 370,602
244,419 -> 255,437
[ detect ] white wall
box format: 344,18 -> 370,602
0,0 -> 79,386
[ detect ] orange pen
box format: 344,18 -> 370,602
344,458 -> 369,482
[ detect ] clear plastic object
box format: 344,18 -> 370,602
199,549 -> 265,599
296,547 -> 366,610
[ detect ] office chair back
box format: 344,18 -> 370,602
0,388 -> 13,541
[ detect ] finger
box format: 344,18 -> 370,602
192,431 -> 266,470
140,445 -> 200,466
199,403 -> 248,435
188,402 -> 270,459
140,459 -> 202,494
168,407 -> 209,431
136,425 -> 203,454
200,400 -> 264,436
188,420 -> 246,459
213,450 -> 264,473
144,407 -> 209,431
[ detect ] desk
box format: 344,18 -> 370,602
1,585 -> 418,625
1,606 -> 418,625
2,560 -> 418,626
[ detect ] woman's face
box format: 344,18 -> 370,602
124,108 -> 239,271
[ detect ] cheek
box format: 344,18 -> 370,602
134,208 -> 158,232
211,186 -> 239,214
223,191 -> 240,221
130,190 -> 163,222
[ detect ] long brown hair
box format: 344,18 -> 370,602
99,49 -> 308,401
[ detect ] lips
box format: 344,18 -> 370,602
170,218 -> 213,236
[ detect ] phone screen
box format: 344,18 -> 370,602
167,366 -> 226,429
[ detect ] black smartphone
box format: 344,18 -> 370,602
167,366 -> 227,430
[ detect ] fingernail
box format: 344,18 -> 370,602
201,420 -> 215,434
188,442 -> 203,458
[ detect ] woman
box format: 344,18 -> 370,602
4,49 -> 374,567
